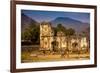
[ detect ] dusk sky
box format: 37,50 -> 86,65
21,10 -> 90,23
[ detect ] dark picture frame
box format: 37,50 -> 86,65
11,0 -> 97,73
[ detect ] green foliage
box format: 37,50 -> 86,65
21,22 -> 40,44
21,27 -> 32,40
56,24 -> 66,33
54,24 -> 75,36
29,24 -> 40,44
66,28 -> 75,36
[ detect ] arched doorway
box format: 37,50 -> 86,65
51,41 -> 58,52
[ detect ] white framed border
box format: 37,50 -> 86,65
16,4 -> 95,69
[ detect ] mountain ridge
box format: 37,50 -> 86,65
21,13 -> 89,33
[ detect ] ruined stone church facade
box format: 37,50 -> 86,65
40,22 -> 89,51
